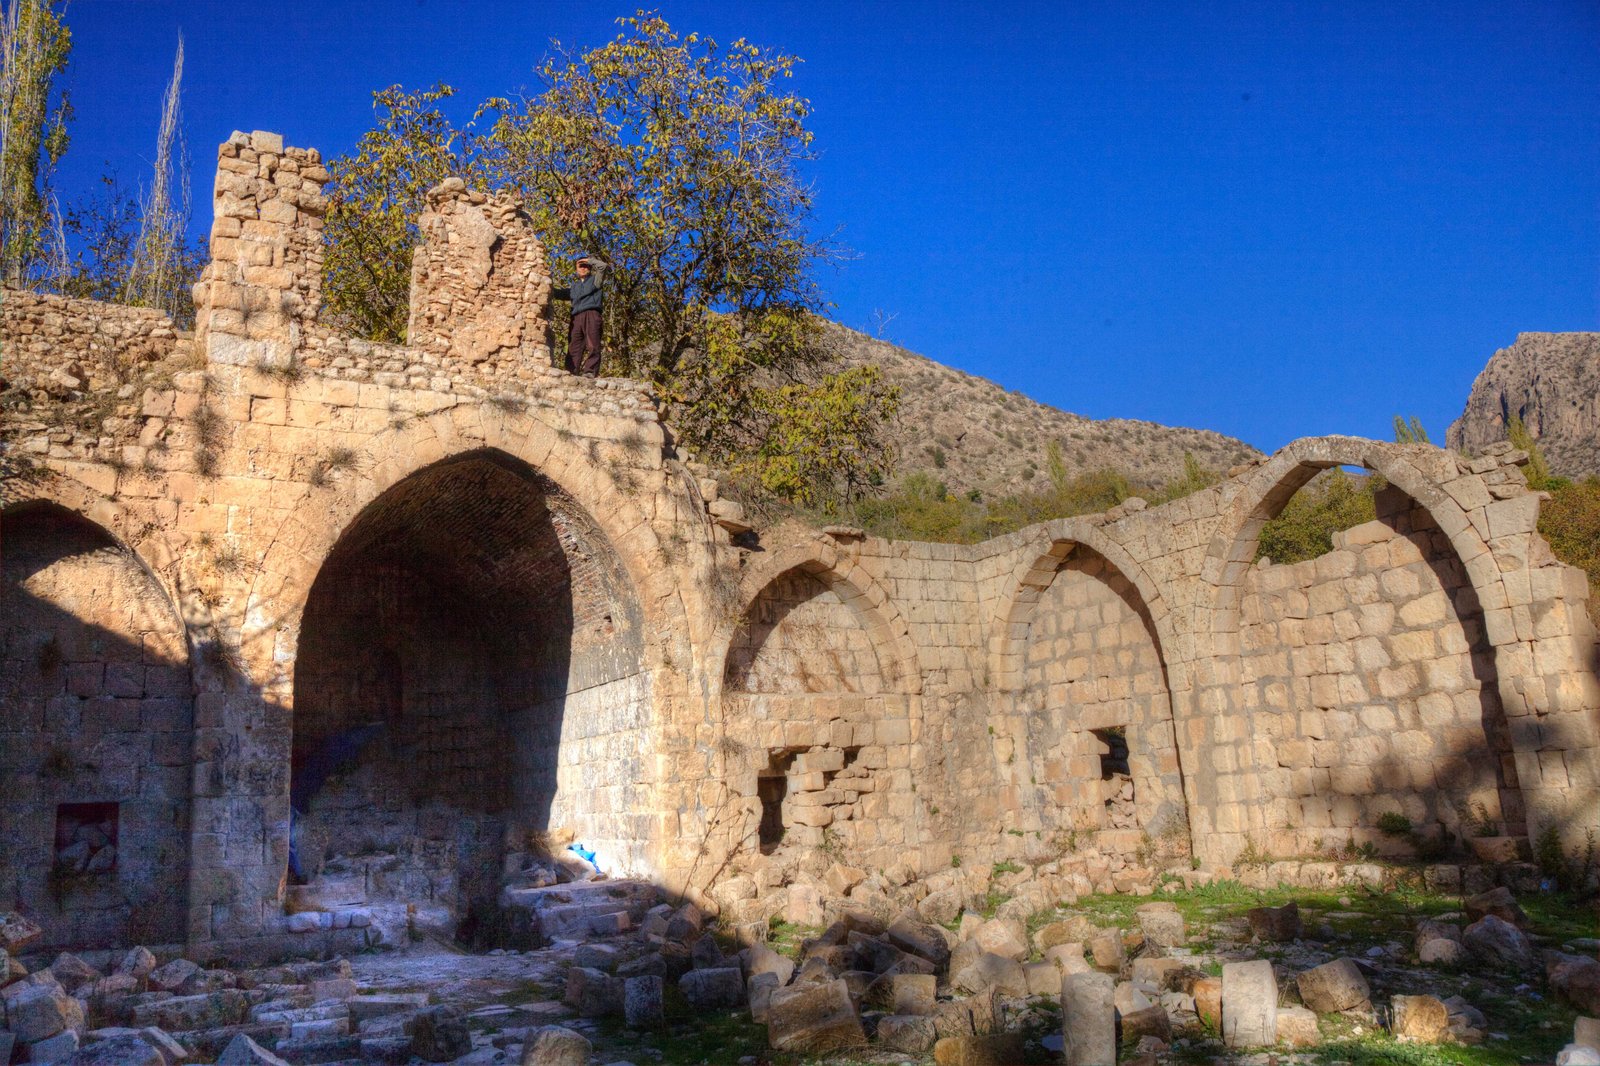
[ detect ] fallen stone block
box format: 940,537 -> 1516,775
50,954 -> 103,994
1297,958 -> 1371,1013
1463,914 -> 1535,971
62,1035 -> 165,1066
1465,886 -> 1527,928
623,975 -> 663,1028
571,943 -> 619,971
1024,961 -> 1060,997
272,1033 -> 360,1063
1392,994 -> 1449,1043
356,1035 -> 411,1065
1577,1016 -> 1600,1050
409,1005 -> 470,1062
1222,959 -> 1277,1048
1046,943 -> 1092,976
131,990 -> 248,1031
1135,902 -> 1185,949
146,961 -> 201,995
215,1034 -> 291,1066
1277,1004 -> 1320,1046
4,979 -> 86,1043
1246,903 -> 1301,942
135,1026 -> 189,1064
679,967 -> 743,1011
865,972 -> 936,1016
562,967 -> 621,1017
876,1013 -> 937,1054
917,889 -> 963,926
766,979 -> 865,1053
1549,954 -> 1600,1014
932,1032 -> 1025,1065
1087,930 -> 1124,971
1061,970 -> 1114,1066
747,972 -> 780,1024
971,918 -> 1028,961
26,1028 -> 80,1063
952,952 -> 1027,997
746,943 -> 795,986
520,1025 -> 591,1066
886,915 -> 951,968
1130,957 -> 1185,989
1558,1044 -> 1600,1065
1419,938 -> 1465,965
1192,976 -> 1221,1029
1120,1003 -> 1171,1044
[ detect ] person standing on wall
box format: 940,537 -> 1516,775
552,252 -> 608,377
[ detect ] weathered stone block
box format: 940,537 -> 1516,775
766,979 -> 865,1053
1061,970 -> 1114,1066
1222,960 -> 1277,1048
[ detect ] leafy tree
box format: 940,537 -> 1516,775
321,15 -> 899,507
0,0 -> 71,286
321,84 -> 484,341
1255,468 -> 1377,564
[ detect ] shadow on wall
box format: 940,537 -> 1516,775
290,449 -> 649,944
0,503 -> 195,950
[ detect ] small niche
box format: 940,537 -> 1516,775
1092,727 -> 1137,830
757,750 -> 798,854
55,802 -> 119,875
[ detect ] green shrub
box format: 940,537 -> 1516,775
1255,468 -> 1377,564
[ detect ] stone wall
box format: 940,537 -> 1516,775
1237,488 -> 1519,856
0,503 -> 193,950
1005,545 -> 1188,859
1,129 -> 1597,958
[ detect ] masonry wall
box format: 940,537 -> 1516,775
1007,547 -> 1188,855
1237,491 -> 1520,856
721,567 -> 921,868
0,504 -> 193,950
3,129 -> 1598,957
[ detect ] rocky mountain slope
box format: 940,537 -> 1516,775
1448,332 -> 1600,477
826,323 -> 1261,498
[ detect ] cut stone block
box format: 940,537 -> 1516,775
1061,970 -> 1115,1066
623,975 -> 663,1028
1296,958 -> 1371,1013
520,1025 -> 592,1066
1222,959 -> 1277,1048
766,979 -> 865,1053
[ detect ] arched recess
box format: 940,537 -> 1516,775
1194,437 -> 1524,860
1,500 -> 195,949
991,526 -> 1189,859
287,448 -> 652,941
716,543 -> 923,867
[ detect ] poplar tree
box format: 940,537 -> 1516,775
0,0 -> 71,286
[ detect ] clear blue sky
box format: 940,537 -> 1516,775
54,0 -> 1600,452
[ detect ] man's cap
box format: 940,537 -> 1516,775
575,252 -> 593,262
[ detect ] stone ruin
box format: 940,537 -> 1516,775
2,129 -> 1598,980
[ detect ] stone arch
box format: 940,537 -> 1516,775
714,537 -> 924,865
0,498 -> 195,949
991,519 -> 1177,695
712,539 -> 923,702
285,445 -> 655,940
244,406 -> 689,690
989,521 -> 1189,857
233,404 -> 693,935
1194,436 -> 1524,859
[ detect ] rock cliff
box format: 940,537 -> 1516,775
1448,332 -> 1600,477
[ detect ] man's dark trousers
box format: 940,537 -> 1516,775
567,309 -> 602,376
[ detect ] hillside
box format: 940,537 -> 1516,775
1447,332 -> 1600,477
825,323 -> 1261,498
